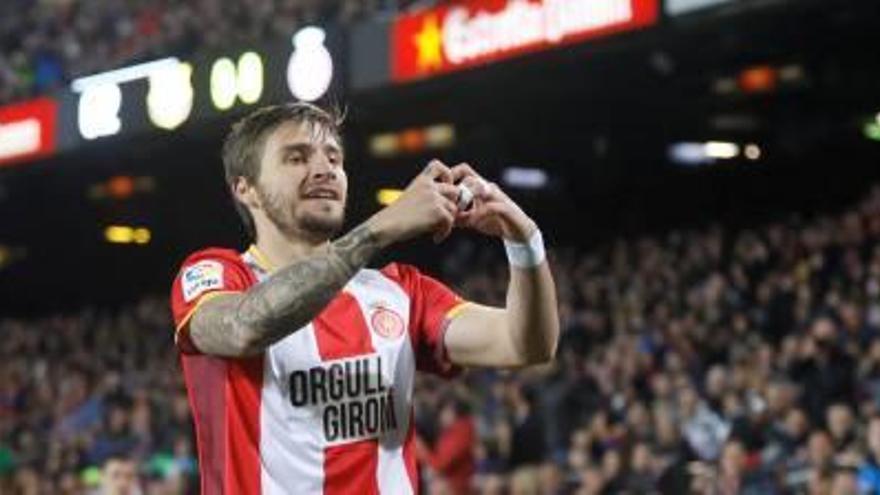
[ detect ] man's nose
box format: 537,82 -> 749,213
310,157 -> 336,181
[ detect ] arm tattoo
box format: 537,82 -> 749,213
190,224 -> 381,356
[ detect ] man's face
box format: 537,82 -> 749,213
827,404 -> 853,440
103,460 -> 137,495
808,431 -> 832,467
866,418 -> 880,455
254,120 -> 347,240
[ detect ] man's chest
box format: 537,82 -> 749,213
259,280 -> 417,445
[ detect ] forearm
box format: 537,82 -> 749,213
191,222 -> 383,356
444,229 -> 560,368
504,261 -> 559,364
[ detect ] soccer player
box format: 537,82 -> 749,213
170,102 -> 559,494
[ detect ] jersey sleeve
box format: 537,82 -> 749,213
381,263 -> 469,378
170,248 -> 256,354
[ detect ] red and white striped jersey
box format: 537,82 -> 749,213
170,245 -> 468,495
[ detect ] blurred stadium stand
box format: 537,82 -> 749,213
7,187 -> 880,492
2,0 -> 880,493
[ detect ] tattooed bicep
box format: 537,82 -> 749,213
184,223 -> 382,358
188,293 -> 251,357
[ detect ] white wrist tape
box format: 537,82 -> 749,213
504,229 -> 546,268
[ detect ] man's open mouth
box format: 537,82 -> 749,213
302,188 -> 340,200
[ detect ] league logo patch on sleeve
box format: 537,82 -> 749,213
181,260 -> 224,302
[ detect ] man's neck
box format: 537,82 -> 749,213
253,224 -> 330,271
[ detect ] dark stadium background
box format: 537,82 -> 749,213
2,0 -> 877,315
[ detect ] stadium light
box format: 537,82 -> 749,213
738,65 -> 778,94
369,134 -> 399,158
210,52 -> 265,111
376,189 -> 403,206
237,52 -> 264,104
704,141 -> 740,159
89,176 -> 155,201
866,122 -> 880,142
74,58 -> 188,139
210,58 -> 238,110
0,119 -> 40,160
287,27 -> 333,102
744,144 -> 762,161
78,84 -> 122,140
424,124 -> 456,149
502,167 -> 548,189
105,225 -> 152,245
108,176 -> 135,200
71,58 -> 181,93
0,98 -> 57,166
147,62 -> 194,130
670,141 -> 744,166
669,142 -> 709,165
368,124 -> 456,158
132,228 -> 151,244
399,128 -> 426,153
105,226 -> 133,243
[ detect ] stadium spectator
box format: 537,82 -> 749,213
417,397 -> 476,495
96,456 -> 140,495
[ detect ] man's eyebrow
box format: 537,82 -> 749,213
324,142 -> 344,155
278,142 -> 344,160
278,143 -> 313,156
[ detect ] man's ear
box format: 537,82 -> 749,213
233,176 -> 261,210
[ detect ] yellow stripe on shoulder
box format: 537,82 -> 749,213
174,290 -> 239,334
445,301 -> 472,320
247,244 -> 276,273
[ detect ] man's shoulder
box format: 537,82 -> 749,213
172,247 -> 253,297
376,261 -> 416,281
170,247 -> 256,310
177,246 -> 246,269
370,262 -> 457,301
374,261 -> 436,289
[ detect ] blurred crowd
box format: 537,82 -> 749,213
0,0 -> 393,105
0,297 -> 194,494
418,185 -> 880,495
5,185 -> 880,494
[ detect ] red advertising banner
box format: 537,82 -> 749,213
392,0 -> 659,83
0,97 -> 58,167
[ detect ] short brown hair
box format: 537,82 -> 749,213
221,102 -> 344,240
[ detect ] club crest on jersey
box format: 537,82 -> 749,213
370,305 -> 405,339
181,260 -> 224,302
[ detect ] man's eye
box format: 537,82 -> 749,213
286,154 -> 305,163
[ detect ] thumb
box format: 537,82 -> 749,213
421,159 -> 453,183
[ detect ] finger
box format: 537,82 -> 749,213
432,208 -> 455,243
460,176 -> 489,200
476,179 -> 497,200
439,194 -> 458,216
455,208 -> 487,229
422,159 -> 453,183
482,202 -> 510,217
451,162 -> 480,183
434,222 -> 453,242
436,183 -> 460,202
